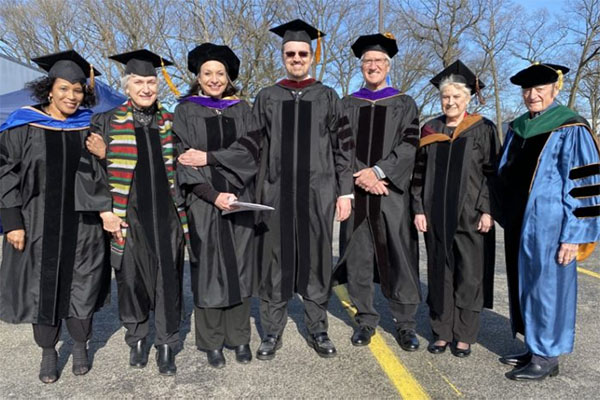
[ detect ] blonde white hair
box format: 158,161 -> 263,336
439,75 -> 471,98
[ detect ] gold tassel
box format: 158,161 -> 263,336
89,65 -> 95,91
383,32 -> 395,40
161,58 -> 181,97
557,69 -> 563,90
315,31 -> 321,64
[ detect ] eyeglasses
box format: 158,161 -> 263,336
361,58 -> 388,66
284,51 -> 310,59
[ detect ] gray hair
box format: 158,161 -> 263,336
120,74 -> 160,95
359,52 -> 391,64
439,75 -> 471,98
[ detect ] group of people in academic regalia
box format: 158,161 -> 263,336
1,17 -> 599,385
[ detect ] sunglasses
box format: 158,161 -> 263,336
284,51 -> 310,58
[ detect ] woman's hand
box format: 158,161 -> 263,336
336,197 -> 352,221
557,243 -> 578,266
86,133 -> 106,159
414,214 -> 427,233
178,149 -> 208,167
6,229 -> 26,251
100,211 -> 128,243
214,193 -> 238,211
477,213 -> 494,233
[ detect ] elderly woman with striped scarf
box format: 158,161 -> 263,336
88,50 -> 187,376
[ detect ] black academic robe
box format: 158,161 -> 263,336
0,121 -> 111,325
212,81 -> 354,303
91,110 -> 184,333
173,100 -> 256,308
411,114 -> 499,315
334,93 -> 421,304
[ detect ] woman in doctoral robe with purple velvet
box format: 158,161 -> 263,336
174,43 -> 258,369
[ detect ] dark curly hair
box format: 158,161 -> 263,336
25,76 -> 96,108
184,80 -> 238,98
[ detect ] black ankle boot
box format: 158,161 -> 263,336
39,348 -> 58,384
72,341 -> 89,376
156,344 -> 176,375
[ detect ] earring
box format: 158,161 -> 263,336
48,95 -> 53,103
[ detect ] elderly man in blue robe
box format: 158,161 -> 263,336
496,62 -> 600,381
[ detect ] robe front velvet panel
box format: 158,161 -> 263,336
252,83 -> 354,302
498,125 -> 600,357
412,116 -> 498,315
335,94 -> 421,304
173,101 -> 256,308
0,124 -> 110,325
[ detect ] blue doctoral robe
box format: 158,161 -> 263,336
498,121 -> 600,357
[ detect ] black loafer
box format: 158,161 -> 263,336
505,361 -> 559,381
451,343 -> 471,358
207,349 -> 226,369
397,329 -> 420,352
129,338 -> 148,368
309,332 -> 337,358
256,335 -> 282,361
499,351 -> 532,367
427,341 -> 448,354
351,326 -> 375,346
72,342 -> 90,375
39,348 -> 58,384
156,344 -> 177,376
234,344 -> 252,364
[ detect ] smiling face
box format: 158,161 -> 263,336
522,83 -> 558,114
440,84 -> 470,121
198,60 -> 228,99
361,50 -> 390,90
47,78 -> 84,118
126,74 -> 158,108
282,41 -> 313,81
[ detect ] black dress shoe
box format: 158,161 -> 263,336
505,361 -> 559,381
156,344 -> 177,376
234,344 -> 252,364
499,351 -> 532,367
206,349 -> 226,369
397,329 -> 420,352
256,335 -> 282,361
129,338 -> 148,368
72,342 -> 90,375
427,341 -> 449,354
451,343 -> 471,358
351,326 -> 375,346
39,348 -> 58,384
309,332 -> 337,358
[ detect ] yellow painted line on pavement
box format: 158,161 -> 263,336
578,267 -> 600,280
425,360 -> 463,397
334,285 -> 431,399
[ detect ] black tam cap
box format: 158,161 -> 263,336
109,49 -> 173,77
31,50 -> 101,84
429,59 -> 485,95
270,19 -> 325,44
351,33 -> 398,58
187,43 -> 240,81
509,63 -> 570,89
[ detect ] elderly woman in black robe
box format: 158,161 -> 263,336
411,60 -> 499,358
0,50 -> 110,383
174,43 -> 257,369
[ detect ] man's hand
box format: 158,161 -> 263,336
336,197 -> 352,221
178,149 -> 208,167
214,193 -> 238,211
477,213 -> 494,233
100,211 -> 128,243
6,229 -> 26,251
354,168 -> 379,191
86,133 -> 106,159
414,214 -> 427,233
557,243 -> 578,266
365,180 -> 389,196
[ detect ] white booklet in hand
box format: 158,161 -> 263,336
222,201 -> 275,215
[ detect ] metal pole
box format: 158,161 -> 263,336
379,0 -> 384,32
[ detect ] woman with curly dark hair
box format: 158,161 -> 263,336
0,50 -> 111,383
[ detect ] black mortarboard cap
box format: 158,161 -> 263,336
187,43 -> 240,81
269,19 -> 325,44
351,33 -> 398,58
429,59 -> 485,95
509,63 -> 570,88
109,49 -> 173,77
31,49 -> 101,84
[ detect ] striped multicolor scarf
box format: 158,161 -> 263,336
106,99 -> 188,262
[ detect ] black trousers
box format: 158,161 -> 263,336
123,314 -> 179,349
32,317 -> 92,349
429,260 -> 480,344
259,296 -> 328,337
194,298 -> 251,351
